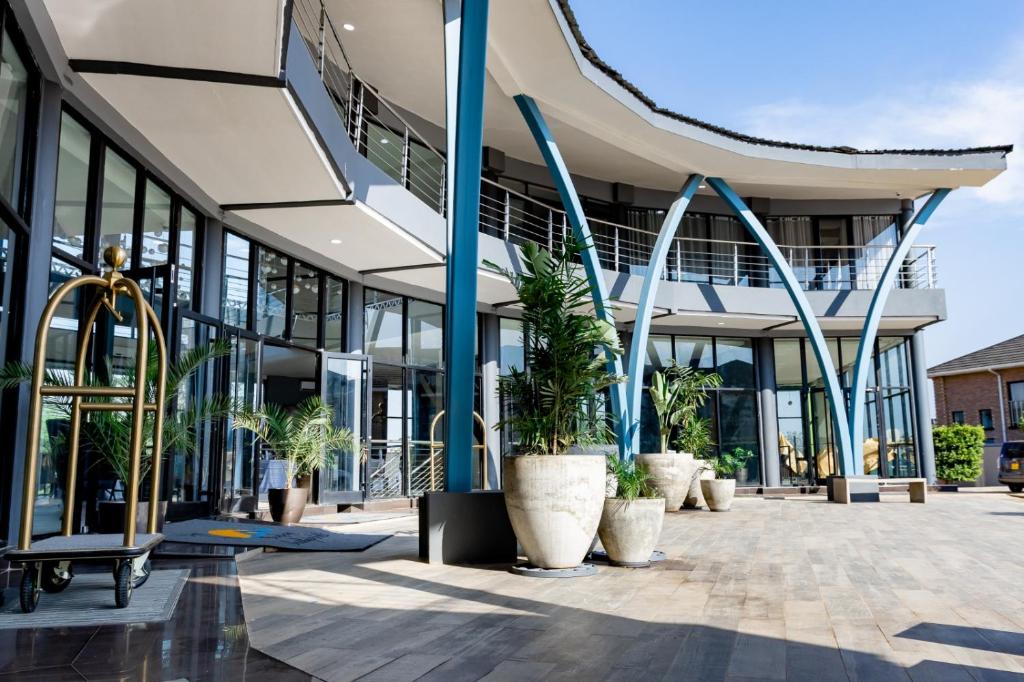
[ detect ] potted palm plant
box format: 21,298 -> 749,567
676,413 -> 716,509
701,447 -> 754,512
598,456 -> 664,567
0,340 -> 231,532
233,396 -> 353,524
488,240 -> 623,570
638,363 -> 722,511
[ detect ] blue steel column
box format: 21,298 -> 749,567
706,177 -> 855,476
847,189 -> 949,473
514,94 -> 629,457
625,174 -> 703,456
442,0 -> 489,492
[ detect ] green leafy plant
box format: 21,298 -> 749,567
674,414 -> 716,458
710,447 -> 754,479
233,396 -> 354,487
0,340 -> 231,490
606,455 -> 657,501
933,424 -> 984,482
487,240 -> 624,455
648,362 -> 723,454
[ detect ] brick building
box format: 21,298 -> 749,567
930,334 -> 1024,446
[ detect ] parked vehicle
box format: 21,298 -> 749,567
998,441 -> 1024,492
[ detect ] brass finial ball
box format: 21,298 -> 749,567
103,245 -> 128,270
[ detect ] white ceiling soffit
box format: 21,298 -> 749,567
42,0 -> 286,76
367,266 -> 517,307
80,74 -> 344,205
772,316 -> 939,332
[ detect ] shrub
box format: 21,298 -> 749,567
933,424 -> 985,482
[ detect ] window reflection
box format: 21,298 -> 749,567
222,233 -> 250,328
97,148 -> 136,262
53,113 -> 91,260
0,27 -> 29,207
255,246 -> 287,338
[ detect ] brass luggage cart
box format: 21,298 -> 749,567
5,247 -> 167,612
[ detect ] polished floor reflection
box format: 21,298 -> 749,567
0,550 -> 312,681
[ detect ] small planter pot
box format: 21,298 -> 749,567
700,478 -> 736,512
636,452 -> 696,512
504,454 -> 606,569
684,462 -> 715,509
597,497 -> 665,567
268,487 -> 308,524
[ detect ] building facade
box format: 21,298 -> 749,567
0,1 -> 1010,543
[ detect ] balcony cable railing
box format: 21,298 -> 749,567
291,0 -> 937,291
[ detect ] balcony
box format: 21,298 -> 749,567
291,0 -> 938,293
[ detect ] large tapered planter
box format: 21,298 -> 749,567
636,452 -> 696,512
503,454 -> 606,569
700,478 -> 736,512
597,498 -> 665,567
268,487 -> 308,524
684,461 -> 715,509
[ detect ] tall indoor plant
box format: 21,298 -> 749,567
638,362 -> 722,511
488,240 -> 623,569
233,396 -> 353,524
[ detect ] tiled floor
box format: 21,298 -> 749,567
237,491 -> 1024,681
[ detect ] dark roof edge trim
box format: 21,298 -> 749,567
555,0 -> 1013,158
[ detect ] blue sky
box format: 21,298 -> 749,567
572,1 -> 1024,370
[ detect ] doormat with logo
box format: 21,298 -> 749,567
162,519 -> 390,552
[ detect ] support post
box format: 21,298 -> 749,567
442,0 -> 489,493
757,338 -> 781,487
847,190 -> 949,473
910,331 -> 937,484
480,313 -> 502,489
514,94 -> 629,457
624,174 -> 703,456
706,177 -> 854,476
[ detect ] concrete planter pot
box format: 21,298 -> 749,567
597,497 -> 665,567
268,487 -> 308,524
636,452 -> 696,512
683,461 -> 715,509
700,478 -> 736,512
503,454 -> 606,569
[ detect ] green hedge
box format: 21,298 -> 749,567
933,424 -> 985,483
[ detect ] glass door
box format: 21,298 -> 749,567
319,352 -> 371,504
221,330 -> 261,512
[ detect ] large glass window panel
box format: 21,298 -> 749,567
53,113 -> 91,260
324,276 -> 345,352
139,180 -> 171,268
717,392 -> 760,485
408,369 -> 444,494
223,335 -> 259,503
407,140 -> 444,209
177,207 -> 197,309
777,389 -> 810,485
862,389 -> 882,476
97,148 -> 137,263
839,338 -> 860,388
407,299 -> 443,368
883,388 -> 917,477
716,338 -> 754,388
368,364 -> 405,498
852,216 -> 898,289
364,121 -> 404,184
364,289 -> 404,364
0,218 -> 12,365
255,246 -> 287,338
643,334 -> 673,382
678,215 -> 709,283
172,317 -> 219,503
810,391 -> 837,479
222,233 -> 249,328
674,335 -> 714,371
708,215 -> 748,285
291,261 -> 319,347
322,356 -> 366,494
499,317 -> 524,374
878,337 -> 910,387
774,339 -> 803,387
805,338 -> 841,389
0,29 -> 28,208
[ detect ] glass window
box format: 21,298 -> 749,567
407,299 -> 443,368
0,217 -> 13,364
951,411 -> 964,425
291,261 -> 319,347
884,388 -> 916,477
644,334 -> 673,382
255,246 -> 287,338
716,337 -> 754,388
364,289 -> 403,365
774,339 -> 803,387
222,233 -> 250,328
139,180 -> 171,268
364,121 -> 403,185
717,392 -> 760,485
97,148 -> 137,263
878,337 -> 910,387
0,28 -> 29,207
53,113 -> 91,260
407,140 -> 444,209
324,275 -> 345,352
838,338 -> 860,388
979,409 -> 994,431
177,207 -> 197,309
172,317 -> 219,503
804,339 -> 840,389
674,335 -> 713,370
499,317 -> 524,374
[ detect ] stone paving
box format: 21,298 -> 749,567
237,490 -> 1024,681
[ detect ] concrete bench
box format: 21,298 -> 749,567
830,476 -> 927,504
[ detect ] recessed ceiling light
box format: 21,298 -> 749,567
380,138 -> 388,144
717,322 -> 725,326
699,184 -> 707,189
343,23 -> 355,31
330,238 -> 342,244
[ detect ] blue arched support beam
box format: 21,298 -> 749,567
625,174 -> 704,456
848,189 -> 950,472
442,0 -> 489,493
514,94 -> 629,457
706,177 -> 855,476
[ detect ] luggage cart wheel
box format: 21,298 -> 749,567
114,561 -> 133,609
40,561 -> 73,594
19,564 -> 40,613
